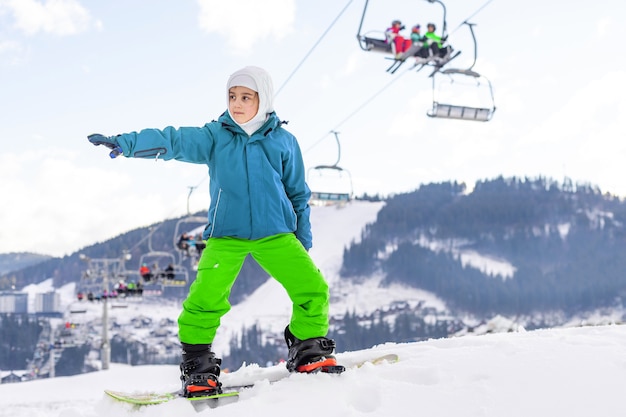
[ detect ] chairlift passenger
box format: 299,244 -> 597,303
139,263 -> 153,282
165,263 -> 175,280
415,22 -> 453,62
410,24 -> 423,45
193,234 -> 206,255
177,232 -> 192,252
385,19 -> 412,59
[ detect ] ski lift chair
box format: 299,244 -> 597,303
310,191 -> 351,203
427,68 -> 496,122
307,165 -> 354,207
307,131 -> 353,206
359,30 -> 433,75
428,103 -> 493,121
358,31 -> 393,54
160,263 -> 189,287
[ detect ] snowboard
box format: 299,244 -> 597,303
104,353 -> 398,409
104,388 -> 239,408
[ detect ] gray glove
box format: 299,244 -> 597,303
88,134 -> 122,158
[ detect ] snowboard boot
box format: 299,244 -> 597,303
284,326 -> 345,374
179,343 -> 222,398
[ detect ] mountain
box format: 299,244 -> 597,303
7,176 -> 626,320
342,177 -> 626,317
0,252 -> 51,276
1,324 -> 624,417
4,176 -> 626,374
0,213 -> 269,304
2,199 -> 391,375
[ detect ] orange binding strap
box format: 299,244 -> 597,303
296,357 -> 337,373
186,379 -> 218,392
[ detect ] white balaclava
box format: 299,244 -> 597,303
227,66 -> 275,136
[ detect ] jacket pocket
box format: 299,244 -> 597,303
133,147 -> 167,158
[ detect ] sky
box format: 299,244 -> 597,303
1,0 -> 625,257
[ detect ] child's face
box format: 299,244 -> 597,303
229,86 -> 259,124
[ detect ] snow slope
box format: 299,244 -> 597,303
5,201 -> 626,416
1,324 -> 624,417
212,200 -> 447,354
17,201 -> 531,357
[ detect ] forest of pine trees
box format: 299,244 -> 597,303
341,177 -> 626,316
4,176 -> 626,374
0,314 -> 42,371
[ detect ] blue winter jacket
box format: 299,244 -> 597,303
115,111 -> 313,249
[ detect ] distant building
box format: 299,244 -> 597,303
0,291 -> 28,314
35,291 -> 61,314
1,371 -> 24,384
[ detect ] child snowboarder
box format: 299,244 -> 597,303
87,66 -> 342,397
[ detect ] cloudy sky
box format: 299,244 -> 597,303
1,0 -> 624,257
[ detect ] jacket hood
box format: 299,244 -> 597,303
227,66 -> 275,135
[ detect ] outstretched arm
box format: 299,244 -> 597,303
87,125 -> 214,164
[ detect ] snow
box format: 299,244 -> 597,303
6,200 -> 626,416
415,235 -> 517,280
309,201 -> 384,285
1,324 -> 625,417
458,249 -> 517,279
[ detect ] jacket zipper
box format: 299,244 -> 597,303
133,147 -> 167,158
209,188 -> 222,239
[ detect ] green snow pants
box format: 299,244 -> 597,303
178,233 -> 330,345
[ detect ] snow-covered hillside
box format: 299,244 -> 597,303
1,324 -> 624,417
213,201 -> 449,354
20,201 -> 451,360
17,200 -> 623,369
6,201 -> 626,417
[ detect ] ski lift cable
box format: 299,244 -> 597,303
303,1 -> 496,154
449,0 -> 495,35
126,222 -> 162,254
119,2 -> 359,251
303,65 -> 412,154
275,0 -> 355,97
146,1 -> 496,196
192,0 -> 492,174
